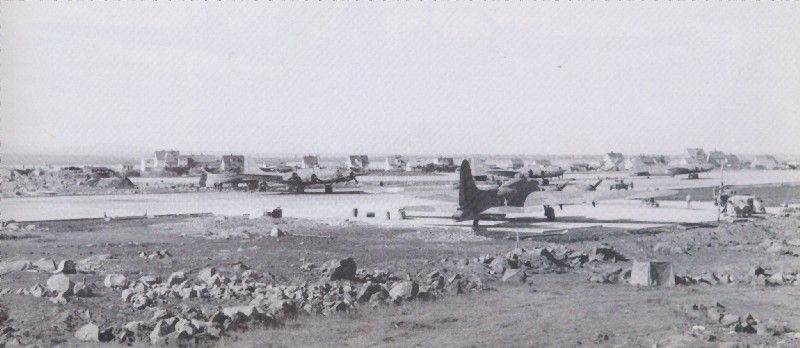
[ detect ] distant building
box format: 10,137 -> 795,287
469,157 -> 486,168
118,163 -> 135,172
384,155 -> 407,171
221,155 -> 245,173
180,154 -> 221,170
707,151 -> 726,167
723,154 -> 741,168
435,157 -> 454,166
685,148 -> 708,164
154,150 -> 180,169
140,159 -> 155,172
510,158 -> 525,169
602,152 -> 626,171
750,154 -> 780,170
302,155 -> 319,169
349,155 -> 370,170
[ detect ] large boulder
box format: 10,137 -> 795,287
73,282 -> 93,297
355,283 -> 384,304
74,323 -> 113,342
150,318 -> 178,344
47,274 -> 74,295
270,228 -> 284,237
489,258 -> 507,274
197,267 -> 217,284
104,274 -> 127,288
629,261 -> 675,287
389,281 -> 418,301
323,258 -> 357,281
167,271 -> 186,286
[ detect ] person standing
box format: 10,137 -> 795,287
686,194 -> 692,209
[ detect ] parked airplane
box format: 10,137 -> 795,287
484,165 -> 566,181
629,163 -> 714,179
201,165 -> 366,193
454,160 -> 674,226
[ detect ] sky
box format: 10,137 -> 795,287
1,2 -> 798,157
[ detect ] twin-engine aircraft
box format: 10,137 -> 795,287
201,165 -> 367,193
484,165 -> 566,181
629,163 -> 714,179
454,160 -> 675,226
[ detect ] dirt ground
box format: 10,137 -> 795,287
2,213 -> 800,346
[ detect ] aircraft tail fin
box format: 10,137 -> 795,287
459,160 -> 479,208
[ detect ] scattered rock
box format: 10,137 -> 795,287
167,271 -> 186,286
74,323 -> 113,342
33,258 -> 57,272
198,267 -> 217,284
46,274 -> 74,295
389,281 -> 418,301
150,318 -> 178,343
73,282 -> 93,297
270,227 -> 284,237
501,268 -> 527,283
323,258 -> 357,281
29,283 -> 47,297
104,274 -> 127,288
54,260 -> 77,274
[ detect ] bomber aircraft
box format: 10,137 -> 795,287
201,164 -> 366,193
629,162 -> 714,179
453,160 -> 675,226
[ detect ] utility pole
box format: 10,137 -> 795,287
717,159 -> 725,222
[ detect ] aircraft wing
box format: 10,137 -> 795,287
485,170 -> 520,178
523,189 -> 679,206
238,173 -> 286,182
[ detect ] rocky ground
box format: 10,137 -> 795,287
1,212 -> 800,346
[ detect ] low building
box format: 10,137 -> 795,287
140,159 -> 155,172
435,157 -> 454,166
154,150 -> 180,169
179,154 -> 222,171
750,155 -> 780,170
685,148 -> 708,164
221,155 -> 245,173
349,155 -> 370,170
723,154 -> 742,168
384,155 -> 407,171
469,157 -> 486,168
602,152 -> 626,171
707,151 -> 725,167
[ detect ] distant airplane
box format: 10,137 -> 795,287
629,163 -> 714,179
484,165 -> 566,181
454,160 -> 675,226
201,165 -> 366,193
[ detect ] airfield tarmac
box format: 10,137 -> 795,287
5,170 -> 800,237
